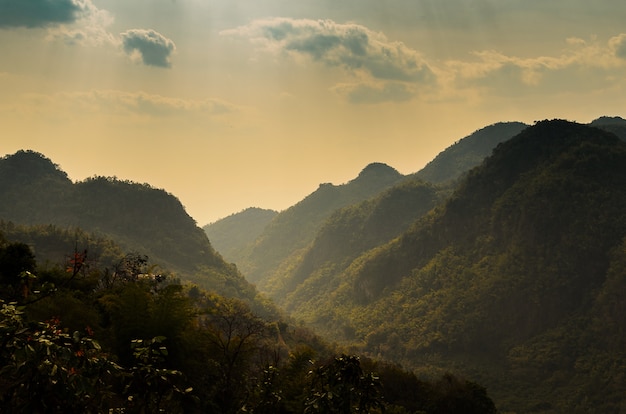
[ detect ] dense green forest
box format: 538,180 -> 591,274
0,225 -> 496,413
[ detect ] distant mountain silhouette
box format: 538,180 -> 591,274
236,162 -> 404,285
589,115 -> 626,141
203,207 -> 277,263
210,123 -> 529,284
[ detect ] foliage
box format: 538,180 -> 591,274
304,355 -> 385,414
242,120 -> 626,412
0,301 -> 121,413
0,236 -> 497,413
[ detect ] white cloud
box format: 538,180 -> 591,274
121,29 -> 176,68
446,35 -> 626,96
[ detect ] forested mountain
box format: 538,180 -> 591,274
273,120 -> 626,412
589,115 -> 626,141
0,151 -> 258,307
236,162 -> 405,284
205,122 -> 528,281
0,159 -> 498,413
414,121 -> 529,184
203,207 -> 277,263
262,178 -> 444,308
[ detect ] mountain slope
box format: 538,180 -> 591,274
203,207 -> 278,263
263,178 -> 443,312
589,115 -> 626,141
286,120 -> 626,412
414,121 -> 528,184
239,162 -> 404,284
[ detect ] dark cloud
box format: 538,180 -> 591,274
121,29 -> 176,68
230,18 -> 435,84
0,0 -> 83,28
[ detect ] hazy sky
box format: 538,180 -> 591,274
2,0 -> 625,224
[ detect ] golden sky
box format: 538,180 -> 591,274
1,0 -> 626,224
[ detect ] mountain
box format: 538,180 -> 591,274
279,120 -> 626,412
0,150 -> 262,308
237,162 -> 404,285
211,122 -> 528,288
262,178 -> 443,311
233,120 -> 626,411
589,115 -> 626,141
203,207 -> 277,263
0,149 -> 73,224
414,121 -> 529,184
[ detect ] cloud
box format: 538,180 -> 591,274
223,18 -> 434,83
610,34 -> 626,60
46,1 -> 116,46
0,0 -> 84,28
446,35 -> 626,97
121,29 -> 176,68
2,90 -> 244,128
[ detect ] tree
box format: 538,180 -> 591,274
304,355 -> 385,414
201,296 -> 269,413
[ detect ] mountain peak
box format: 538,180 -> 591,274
590,116 -> 626,126
355,162 -> 401,181
0,150 -> 70,182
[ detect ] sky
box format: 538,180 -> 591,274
1,0 -> 626,225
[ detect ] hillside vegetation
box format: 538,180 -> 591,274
278,120 -> 626,412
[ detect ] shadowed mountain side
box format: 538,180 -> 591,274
262,179 -> 443,307
414,121 -> 529,184
278,120 -> 626,412
203,207 -> 277,264
239,162 -> 404,284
